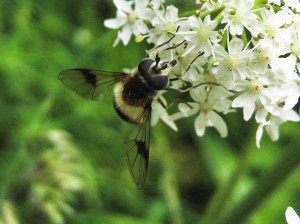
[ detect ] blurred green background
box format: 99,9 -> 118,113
0,1 -> 300,224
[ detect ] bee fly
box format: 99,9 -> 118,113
59,51 -> 217,189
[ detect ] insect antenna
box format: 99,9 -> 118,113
161,39 -> 187,52
155,53 -> 160,67
146,26 -> 181,56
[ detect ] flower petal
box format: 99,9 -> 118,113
195,113 -> 206,137
104,18 -> 126,29
119,25 -> 132,45
286,207 -> 300,224
230,23 -> 244,35
232,91 -> 256,121
255,123 -> 264,148
114,0 -> 132,12
229,38 -> 244,55
209,111 -> 228,137
178,102 -> 199,117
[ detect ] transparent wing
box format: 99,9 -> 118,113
59,69 -> 127,101
125,103 -> 152,189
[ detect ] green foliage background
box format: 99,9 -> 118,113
0,1 -> 299,224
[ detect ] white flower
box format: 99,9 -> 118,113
232,78 -> 269,121
177,15 -> 219,57
231,56 -> 297,122
255,106 -> 300,147
148,5 -> 182,45
260,8 -> 292,45
286,207 -> 300,224
221,0 -> 260,36
104,0 -> 152,45
211,38 -> 254,89
251,40 -> 294,80
176,86 -> 233,137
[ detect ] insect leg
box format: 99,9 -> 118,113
165,82 -> 221,93
157,97 -> 193,110
157,97 -> 167,109
169,77 -> 181,82
182,51 -> 204,77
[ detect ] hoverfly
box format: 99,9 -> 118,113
59,41 -> 218,189
59,53 -> 183,189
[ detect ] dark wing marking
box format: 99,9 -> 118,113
125,102 -> 152,189
59,69 -> 127,101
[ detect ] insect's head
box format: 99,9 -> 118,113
138,56 -> 173,90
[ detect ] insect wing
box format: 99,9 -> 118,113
125,104 -> 151,189
59,69 -> 126,101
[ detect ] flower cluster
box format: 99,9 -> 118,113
105,0 -> 300,147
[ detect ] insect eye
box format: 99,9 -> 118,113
138,58 -> 155,76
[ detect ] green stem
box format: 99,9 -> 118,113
179,6 -> 225,20
254,0 -> 268,9
241,30 -> 249,46
201,6 -> 225,20
220,29 -> 228,49
200,134 -> 255,224
216,141 -> 300,224
214,10 -> 224,24
180,10 -> 198,18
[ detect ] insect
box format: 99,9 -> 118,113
59,45 -> 218,189
59,53 -> 179,189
